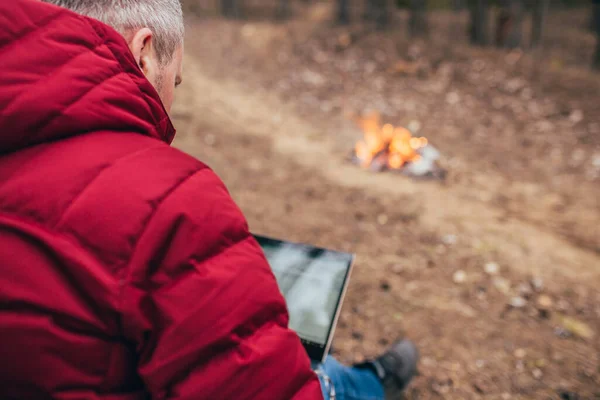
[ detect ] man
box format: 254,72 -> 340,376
0,1 -> 417,399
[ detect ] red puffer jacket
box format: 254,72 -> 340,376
0,1 -> 322,399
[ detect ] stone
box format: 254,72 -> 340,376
509,296 -> 527,308
204,134 -> 216,146
484,262 -> 499,275
592,153 -> 600,168
493,277 -> 511,294
514,348 -> 526,359
537,295 -> 553,310
517,283 -> 533,298
515,360 -> 524,372
442,234 -> 457,245
505,77 -> 526,93
446,92 -> 460,105
421,357 -> 436,367
569,110 -> 584,124
377,214 -> 388,225
453,270 -> 467,284
556,299 -> 570,312
407,120 -> 422,133
302,70 -> 326,87
530,277 -> 544,291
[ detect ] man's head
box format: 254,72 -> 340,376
41,0 -> 184,112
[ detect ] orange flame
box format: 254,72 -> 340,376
353,112 -> 427,170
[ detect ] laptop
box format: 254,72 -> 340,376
253,234 -> 355,364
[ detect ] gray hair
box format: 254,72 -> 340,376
42,0 -> 184,65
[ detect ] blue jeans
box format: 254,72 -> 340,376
315,356 -> 385,400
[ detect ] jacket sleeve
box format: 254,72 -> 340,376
121,165 -> 323,400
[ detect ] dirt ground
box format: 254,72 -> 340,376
171,3 -> 599,399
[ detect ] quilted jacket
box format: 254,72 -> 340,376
0,1 -> 322,399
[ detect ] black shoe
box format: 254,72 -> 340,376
359,339 -> 419,399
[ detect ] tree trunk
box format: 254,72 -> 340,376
451,0 -> 464,39
372,0 -> 390,30
221,0 -> 241,18
363,0 -> 374,20
531,0 -> 549,48
593,3 -> 600,70
409,0 -> 428,37
595,36 -> 600,70
337,0 -> 350,24
506,0 -> 524,48
468,0 -> 489,46
496,0 -> 524,49
276,0 -> 291,20
452,0 -> 465,11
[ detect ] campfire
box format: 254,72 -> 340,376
351,112 -> 445,179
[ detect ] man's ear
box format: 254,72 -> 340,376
129,28 -> 156,79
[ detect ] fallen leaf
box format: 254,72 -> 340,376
558,315 -> 595,340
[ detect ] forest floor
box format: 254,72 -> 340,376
171,3 -> 599,398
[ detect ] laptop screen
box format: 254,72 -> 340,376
254,235 -> 354,362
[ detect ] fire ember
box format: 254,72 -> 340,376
351,112 -> 445,179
